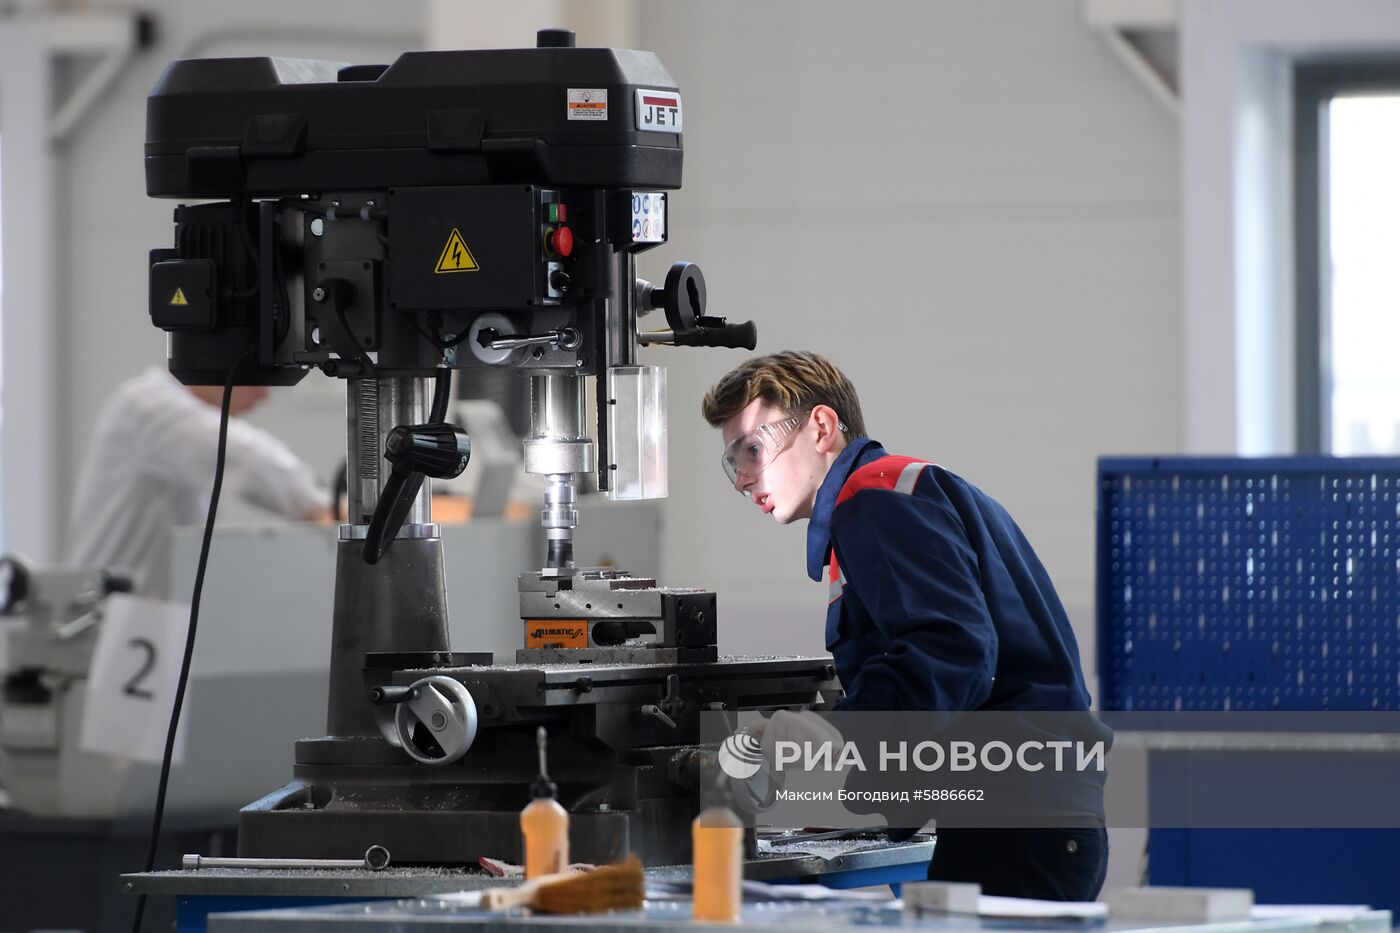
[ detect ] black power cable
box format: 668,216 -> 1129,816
130,344 -> 254,933
408,312 -> 472,352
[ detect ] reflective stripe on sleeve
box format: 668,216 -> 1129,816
836,455 -> 931,506
828,552 -> 845,603
894,459 -> 925,495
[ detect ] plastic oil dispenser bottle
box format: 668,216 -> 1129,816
521,725 -> 569,878
692,765 -> 743,921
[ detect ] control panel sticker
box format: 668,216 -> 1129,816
630,192 -> 667,243
526,620 -> 589,649
635,89 -> 682,133
169,287 -> 189,306
567,88 -> 608,121
434,227 -> 480,274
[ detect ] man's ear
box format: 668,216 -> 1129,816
810,404 -> 844,454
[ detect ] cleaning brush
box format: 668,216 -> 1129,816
479,854 -> 645,914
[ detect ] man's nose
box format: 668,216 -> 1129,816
734,471 -> 756,496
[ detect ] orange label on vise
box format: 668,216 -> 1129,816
526,620 -> 589,649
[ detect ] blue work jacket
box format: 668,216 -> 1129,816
809,438 -> 1094,713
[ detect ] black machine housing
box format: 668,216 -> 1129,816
145,43 -> 684,386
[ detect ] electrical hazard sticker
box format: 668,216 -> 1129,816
525,620 -> 589,649
434,228 -> 480,274
567,88 -> 608,121
169,287 -> 189,306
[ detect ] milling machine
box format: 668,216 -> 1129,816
0,557 -> 132,813
144,29 -> 840,868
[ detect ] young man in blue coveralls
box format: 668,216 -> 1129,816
702,351 -> 1108,901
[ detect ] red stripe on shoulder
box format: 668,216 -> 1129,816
836,455 -> 929,506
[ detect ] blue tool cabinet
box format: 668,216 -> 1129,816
1097,457 -> 1400,909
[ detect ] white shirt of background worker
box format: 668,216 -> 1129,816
64,367 -> 331,586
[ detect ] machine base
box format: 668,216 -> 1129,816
237,655 -> 841,867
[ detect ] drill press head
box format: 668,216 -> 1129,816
145,29 -> 754,580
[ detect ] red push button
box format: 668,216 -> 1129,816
548,225 -> 574,257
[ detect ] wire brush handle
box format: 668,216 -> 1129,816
480,871 -> 572,910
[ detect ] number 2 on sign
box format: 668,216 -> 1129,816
123,637 -> 158,700
76,594 -> 189,764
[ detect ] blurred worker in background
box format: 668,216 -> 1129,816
702,350 -> 1107,901
64,367 -> 332,588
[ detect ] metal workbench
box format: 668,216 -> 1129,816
122,836 -> 936,932
204,901 -> 1393,933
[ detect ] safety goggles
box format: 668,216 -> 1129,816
721,413 -> 810,490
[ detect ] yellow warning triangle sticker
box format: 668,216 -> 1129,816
169,287 -> 189,306
434,227 -> 480,274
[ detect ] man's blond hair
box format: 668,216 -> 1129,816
700,351 -> 866,437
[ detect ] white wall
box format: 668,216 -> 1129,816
427,0 -> 635,51
631,0 -> 1182,676
0,18 -> 57,560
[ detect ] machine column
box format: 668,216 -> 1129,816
325,376 -> 450,738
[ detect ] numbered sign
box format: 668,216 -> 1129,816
77,593 -> 190,764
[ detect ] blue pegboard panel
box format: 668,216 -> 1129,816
1098,456 -> 1400,712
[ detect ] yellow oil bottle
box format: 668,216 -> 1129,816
521,725 -> 569,879
691,803 -> 743,921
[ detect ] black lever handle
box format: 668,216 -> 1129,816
672,320 -> 757,351
385,423 -> 471,479
369,685 -> 415,705
362,369 -> 461,565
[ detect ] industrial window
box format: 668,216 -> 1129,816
1295,63 -> 1400,454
